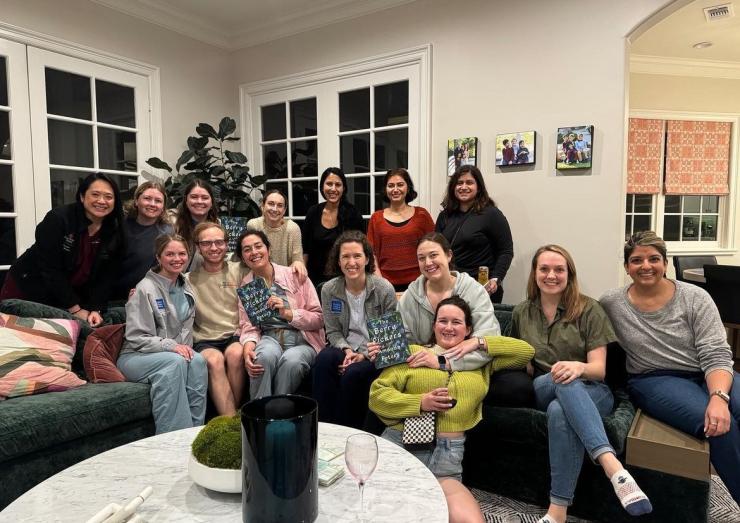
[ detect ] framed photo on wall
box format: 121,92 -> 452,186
496,131 -> 536,166
556,125 -> 593,170
447,137 -> 478,176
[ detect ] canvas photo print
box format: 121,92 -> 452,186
496,131 -> 535,166
447,137 -> 478,176
556,125 -> 593,169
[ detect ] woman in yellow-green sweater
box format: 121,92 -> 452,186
369,295 -> 534,523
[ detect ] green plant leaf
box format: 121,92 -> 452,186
251,174 -> 268,186
210,165 -> 227,177
225,150 -> 247,164
187,136 -> 209,151
196,123 -> 218,139
175,150 -> 195,173
146,157 -> 172,172
218,117 -> 237,139
224,136 -> 240,141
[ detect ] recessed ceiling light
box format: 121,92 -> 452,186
692,41 -> 713,49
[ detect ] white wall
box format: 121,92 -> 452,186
232,0 -> 670,302
2,0 -> 237,165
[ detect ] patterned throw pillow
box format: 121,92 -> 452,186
82,323 -> 126,383
0,313 -> 85,400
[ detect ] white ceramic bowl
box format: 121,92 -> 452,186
188,453 -> 242,493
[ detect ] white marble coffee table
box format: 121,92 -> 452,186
1,422 -> 447,522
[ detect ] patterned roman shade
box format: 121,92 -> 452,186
627,118 -> 664,194
664,120 -> 731,195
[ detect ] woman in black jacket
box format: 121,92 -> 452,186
0,173 -> 126,326
301,167 -> 365,286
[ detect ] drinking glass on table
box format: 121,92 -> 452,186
344,433 -> 378,514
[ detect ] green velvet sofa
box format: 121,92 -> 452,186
463,304 -> 710,522
0,299 -> 155,511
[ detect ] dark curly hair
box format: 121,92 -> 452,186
325,230 -> 376,276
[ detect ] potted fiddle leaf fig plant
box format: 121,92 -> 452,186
143,117 -> 266,219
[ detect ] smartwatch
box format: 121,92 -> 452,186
437,355 -> 447,371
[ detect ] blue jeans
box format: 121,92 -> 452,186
381,427 -> 465,481
628,370 -> 740,505
117,350 -> 207,434
534,373 -> 615,506
312,346 -> 380,429
250,329 -> 316,399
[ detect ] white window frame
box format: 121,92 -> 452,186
240,45 -> 432,216
627,110 -> 739,255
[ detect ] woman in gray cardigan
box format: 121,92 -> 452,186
118,233 -> 207,434
312,230 -> 397,429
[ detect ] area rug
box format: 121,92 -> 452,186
474,476 -> 740,523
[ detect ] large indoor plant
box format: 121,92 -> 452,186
143,117 -> 266,219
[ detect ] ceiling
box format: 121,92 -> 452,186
631,0 -> 740,62
90,0 -> 415,50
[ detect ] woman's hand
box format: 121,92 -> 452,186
290,261 -> 308,283
551,361 -> 585,384
421,387 -> 454,412
483,278 -> 498,295
173,344 -> 194,361
704,396 -> 731,437
267,295 -> 293,322
367,342 -> 381,362
338,349 -> 365,374
87,311 -> 103,327
443,337 -> 481,361
407,349 -> 439,369
243,342 -> 263,378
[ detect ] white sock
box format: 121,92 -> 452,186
610,469 -> 653,516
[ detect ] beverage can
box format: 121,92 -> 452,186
478,266 -> 489,285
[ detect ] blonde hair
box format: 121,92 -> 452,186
526,244 -> 586,322
193,221 -> 228,243
125,181 -> 169,224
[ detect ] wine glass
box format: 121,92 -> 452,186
344,433 -> 378,515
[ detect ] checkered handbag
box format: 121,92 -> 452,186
402,410 -> 436,450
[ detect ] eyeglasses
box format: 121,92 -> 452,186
197,239 -> 226,248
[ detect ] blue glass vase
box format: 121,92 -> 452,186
241,395 -> 318,523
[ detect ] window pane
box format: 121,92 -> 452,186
374,81 -> 408,127
291,140 -> 317,178
625,194 -> 633,213
375,128 -> 408,171
290,98 -> 317,138
0,57 -> 7,106
374,174 -> 386,211
702,196 -> 719,213
0,217 -> 16,265
682,215 -> 700,241
0,164 -> 13,212
634,194 -> 652,213
345,176 -> 370,215
293,180 -> 319,217
683,196 -> 700,213
96,79 -> 135,128
261,103 -> 286,141
0,111 -> 9,160
98,128 -> 137,171
664,195 -> 681,213
340,134 -> 370,174
266,181 -> 289,211
633,215 -> 651,234
339,88 -> 370,132
701,215 -> 717,241
50,169 -> 137,208
48,120 -> 93,167
263,143 -> 287,179
664,215 -> 680,241
624,216 -> 633,240
45,68 -> 91,120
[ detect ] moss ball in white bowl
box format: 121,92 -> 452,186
189,415 -> 242,493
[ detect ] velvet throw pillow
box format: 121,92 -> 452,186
82,323 -> 126,383
0,313 -> 85,400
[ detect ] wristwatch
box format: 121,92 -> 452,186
478,337 -> 486,350
437,355 -> 447,371
711,390 -> 730,404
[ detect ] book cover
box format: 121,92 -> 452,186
237,278 -> 277,325
367,311 -> 410,369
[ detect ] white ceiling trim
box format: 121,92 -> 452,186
631,54 -> 740,80
90,0 -> 415,50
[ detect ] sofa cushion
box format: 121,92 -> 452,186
83,324 -> 126,383
0,381 -> 151,462
0,314 -> 85,400
493,304 -> 514,336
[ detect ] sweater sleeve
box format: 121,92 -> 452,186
419,207 -> 436,233
301,207 -> 317,253
345,204 -> 366,233
124,288 -> 177,353
322,284 -> 350,350
33,211 -> 79,308
369,363 -> 423,426
485,335 -> 535,372
366,212 -> 380,249
691,289 -> 735,376
287,221 -> 304,264
289,274 -> 324,331
485,207 -> 514,282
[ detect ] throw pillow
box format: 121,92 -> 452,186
0,313 -> 85,400
82,323 -> 126,383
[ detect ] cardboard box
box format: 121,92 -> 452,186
626,409 -> 710,482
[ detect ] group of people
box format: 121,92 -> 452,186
500,138 -> 531,165
0,165 -> 737,522
560,132 -> 590,165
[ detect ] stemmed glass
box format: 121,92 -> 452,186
344,433 -> 378,515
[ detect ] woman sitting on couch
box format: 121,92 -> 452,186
370,296 -> 534,523
512,245 -> 651,523
118,233 -> 207,434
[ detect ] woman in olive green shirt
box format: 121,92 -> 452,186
511,245 -> 651,523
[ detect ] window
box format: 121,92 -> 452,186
243,46 -> 429,220
625,115 -> 737,253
